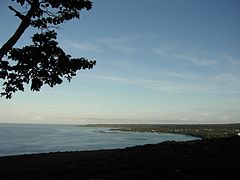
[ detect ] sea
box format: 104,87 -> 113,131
0,123 -> 199,156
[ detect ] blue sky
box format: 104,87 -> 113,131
0,0 -> 240,124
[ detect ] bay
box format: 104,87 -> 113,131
0,123 -> 199,156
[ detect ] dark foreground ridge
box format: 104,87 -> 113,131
0,136 -> 240,180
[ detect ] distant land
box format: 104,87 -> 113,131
82,123 -> 240,139
0,123 -> 239,179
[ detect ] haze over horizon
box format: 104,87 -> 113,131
0,0 -> 240,124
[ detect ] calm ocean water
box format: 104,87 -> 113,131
0,123 -> 199,156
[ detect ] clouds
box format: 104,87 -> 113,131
5,32 -> 240,125
65,35 -> 240,96
154,43 -> 217,67
174,54 -> 216,66
154,42 -> 240,72
1,0 -> 240,125
73,36 -> 240,97
64,40 -> 102,53
87,75 -> 190,94
221,54 -> 240,65
152,42 -> 240,95
63,34 -> 240,73
86,70 -> 240,95
62,33 -> 155,54
97,34 -> 155,53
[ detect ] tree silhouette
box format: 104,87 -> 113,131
0,0 -> 96,99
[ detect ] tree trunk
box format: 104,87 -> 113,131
0,2 -> 38,61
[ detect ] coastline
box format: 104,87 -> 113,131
82,123 -> 240,139
0,123 -> 240,179
0,124 -> 197,157
0,136 -> 239,179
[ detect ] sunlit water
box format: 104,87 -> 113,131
0,123 -> 199,156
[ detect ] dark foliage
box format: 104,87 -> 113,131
0,0 -> 95,99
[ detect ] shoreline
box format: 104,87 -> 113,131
82,123 -> 240,139
0,126 -> 198,157
109,127 -> 203,139
0,136 -> 239,179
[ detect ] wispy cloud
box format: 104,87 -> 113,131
211,73 -> 240,83
160,71 -> 196,79
221,54 -> 240,65
174,54 -> 216,66
154,43 -> 218,67
206,73 -> 240,94
64,40 -> 102,53
155,47 -> 217,67
97,34 -> 154,53
87,72 -> 240,95
91,75 -> 202,94
63,33 -> 155,54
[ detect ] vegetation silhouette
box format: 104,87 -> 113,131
0,0 -> 96,99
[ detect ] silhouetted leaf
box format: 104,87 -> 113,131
1,0 -> 95,99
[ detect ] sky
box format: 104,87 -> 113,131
0,0 -> 240,124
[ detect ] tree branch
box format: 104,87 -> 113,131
0,1 -> 39,61
8,6 -> 25,20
